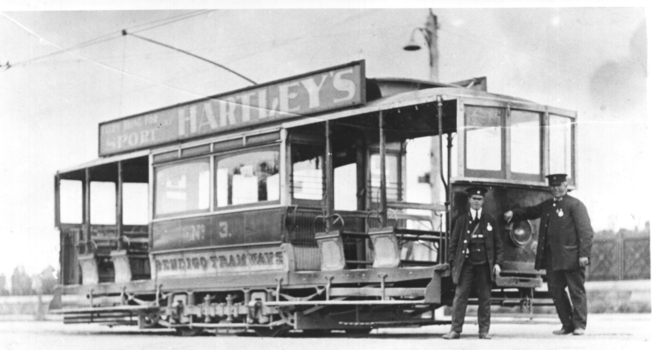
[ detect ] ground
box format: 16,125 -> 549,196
0,314 -> 653,350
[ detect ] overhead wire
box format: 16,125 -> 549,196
0,12 -> 217,101
0,10 -> 214,69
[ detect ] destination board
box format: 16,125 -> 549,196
99,61 -> 365,156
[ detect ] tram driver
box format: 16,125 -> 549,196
443,187 -> 503,340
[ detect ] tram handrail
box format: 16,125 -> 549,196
387,201 -> 446,212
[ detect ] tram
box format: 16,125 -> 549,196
51,60 -> 577,335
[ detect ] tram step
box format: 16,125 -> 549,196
339,319 -> 451,327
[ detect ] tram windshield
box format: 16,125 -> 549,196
549,114 -> 573,177
464,104 -> 575,183
509,110 -> 541,180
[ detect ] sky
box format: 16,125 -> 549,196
0,1 -> 652,277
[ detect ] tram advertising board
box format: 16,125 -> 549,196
99,60 -> 366,156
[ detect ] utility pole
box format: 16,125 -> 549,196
422,11 -> 444,238
404,9 -> 444,259
426,10 -> 439,82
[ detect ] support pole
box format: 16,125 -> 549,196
325,121 -> 334,231
379,111 -> 388,226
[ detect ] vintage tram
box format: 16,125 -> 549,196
51,60 -> 576,335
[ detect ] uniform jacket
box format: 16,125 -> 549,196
448,211 -> 504,284
512,194 -> 594,271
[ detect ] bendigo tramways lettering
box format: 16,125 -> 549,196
154,251 -> 284,273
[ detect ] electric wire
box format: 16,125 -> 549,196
0,10 -> 213,69
0,12 -> 220,100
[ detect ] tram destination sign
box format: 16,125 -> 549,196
99,60 -> 366,156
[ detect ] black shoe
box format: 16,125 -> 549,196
573,328 -> 585,336
442,331 -> 460,339
479,333 -> 492,339
553,327 -> 574,335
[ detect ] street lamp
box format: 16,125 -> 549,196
403,9 -> 439,82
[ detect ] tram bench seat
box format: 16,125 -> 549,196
315,227 -> 447,271
111,236 -> 150,283
78,236 -> 150,285
314,227 -> 403,271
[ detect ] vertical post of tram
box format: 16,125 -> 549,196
117,161 -> 123,244
325,121 -> 334,231
84,168 -> 91,253
379,111 -> 388,226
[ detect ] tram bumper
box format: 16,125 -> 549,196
494,271 -> 543,289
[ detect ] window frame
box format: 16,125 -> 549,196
547,112 -> 577,186
213,144 -> 281,211
153,156 -> 212,219
457,98 -> 577,187
463,104 -> 506,179
508,108 -> 544,183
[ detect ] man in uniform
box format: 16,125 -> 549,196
443,187 -> 503,340
504,174 -> 593,336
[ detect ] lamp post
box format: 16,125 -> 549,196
404,10 -> 439,82
403,10 -> 444,266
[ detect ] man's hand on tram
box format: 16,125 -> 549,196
579,257 -> 589,267
503,211 -> 513,223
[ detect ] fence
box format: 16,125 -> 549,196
588,231 -> 650,281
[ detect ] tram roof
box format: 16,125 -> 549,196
283,80 -> 575,130
57,75 -> 575,175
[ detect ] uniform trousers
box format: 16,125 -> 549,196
450,260 -> 492,334
544,249 -> 588,330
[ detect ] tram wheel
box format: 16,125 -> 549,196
344,328 -> 372,335
175,326 -> 204,337
253,325 -> 290,337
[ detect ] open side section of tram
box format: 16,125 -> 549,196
51,60 -> 577,334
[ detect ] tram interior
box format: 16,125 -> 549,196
285,99 -> 458,270
57,156 -> 150,285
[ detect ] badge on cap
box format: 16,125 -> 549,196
487,222 -> 492,231
557,208 -> 564,217
546,174 -> 568,186
466,186 -> 488,197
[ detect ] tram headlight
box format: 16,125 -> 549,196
509,220 -> 533,247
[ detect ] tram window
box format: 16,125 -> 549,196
215,149 -> 280,207
60,180 -> 82,224
549,115 -> 573,176
509,110 -> 541,176
465,106 -> 503,173
292,144 -> 324,201
370,153 -> 400,202
90,181 -> 116,225
123,183 -> 148,225
155,159 -> 210,216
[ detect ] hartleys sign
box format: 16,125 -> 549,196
99,61 -> 366,156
